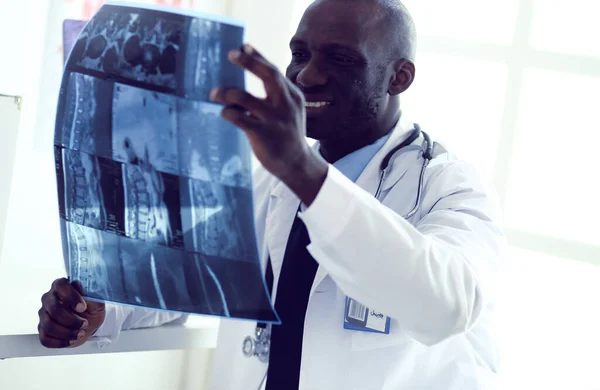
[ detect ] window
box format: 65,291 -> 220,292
529,0 -> 600,58
400,0 -> 600,387
404,0 -> 520,45
402,53 -> 508,179
504,69 -> 600,245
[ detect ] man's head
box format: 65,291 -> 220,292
286,0 -> 416,160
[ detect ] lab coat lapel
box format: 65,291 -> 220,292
266,181 -> 301,301
309,116 -> 417,296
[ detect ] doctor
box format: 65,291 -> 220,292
37,0 -> 505,388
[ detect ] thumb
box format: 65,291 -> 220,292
70,280 -> 105,315
85,299 -> 106,314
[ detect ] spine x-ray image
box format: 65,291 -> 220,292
54,4 -> 277,323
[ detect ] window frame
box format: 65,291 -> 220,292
413,0 -> 600,266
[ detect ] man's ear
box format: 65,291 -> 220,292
389,60 -> 415,95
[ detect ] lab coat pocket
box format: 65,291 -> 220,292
351,321 -> 409,351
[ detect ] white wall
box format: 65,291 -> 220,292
0,0 -> 28,97
0,0 -> 49,261
0,96 -> 20,258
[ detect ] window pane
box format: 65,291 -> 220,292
403,53 -> 508,179
504,69 -> 600,245
496,247 -> 600,389
402,0 -> 519,45
530,0 -> 600,58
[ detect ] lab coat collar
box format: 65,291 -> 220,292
354,114 -> 419,195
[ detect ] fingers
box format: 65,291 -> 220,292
71,280 -> 85,295
220,106 -> 262,133
38,309 -> 86,347
38,325 -> 71,349
42,293 -> 89,329
209,88 -> 268,120
52,278 -> 87,313
38,278 -> 98,349
228,44 -> 286,100
72,279 -> 105,314
41,289 -> 88,330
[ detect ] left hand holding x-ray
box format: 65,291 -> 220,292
210,44 -> 328,206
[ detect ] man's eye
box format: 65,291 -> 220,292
292,51 -> 308,59
333,55 -> 354,64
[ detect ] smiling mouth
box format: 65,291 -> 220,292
305,101 -> 332,108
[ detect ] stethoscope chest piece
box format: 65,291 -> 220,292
243,325 -> 271,363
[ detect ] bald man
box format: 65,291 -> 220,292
39,1 -> 503,389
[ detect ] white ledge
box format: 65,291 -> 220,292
0,321 -> 219,360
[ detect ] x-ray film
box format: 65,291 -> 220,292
55,3 -> 278,323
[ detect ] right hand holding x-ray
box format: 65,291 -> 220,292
38,278 -> 106,348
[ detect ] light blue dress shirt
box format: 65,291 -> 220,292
328,132 -> 392,183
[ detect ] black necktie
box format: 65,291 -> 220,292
265,213 -> 318,390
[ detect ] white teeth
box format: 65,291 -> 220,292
305,101 -> 330,108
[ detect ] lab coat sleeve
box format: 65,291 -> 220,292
298,161 -> 505,346
89,304 -> 187,348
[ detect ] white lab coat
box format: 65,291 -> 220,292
94,116 -> 505,390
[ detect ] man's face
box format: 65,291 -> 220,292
285,1 -> 391,142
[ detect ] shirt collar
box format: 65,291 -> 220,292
271,115 -> 415,200
326,131 -> 393,183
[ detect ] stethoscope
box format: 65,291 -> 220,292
242,124 -> 432,387
375,124 -> 433,218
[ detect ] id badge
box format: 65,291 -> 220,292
344,297 -> 390,334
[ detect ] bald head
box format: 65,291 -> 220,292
311,0 -> 417,62
376,0 -> 417,61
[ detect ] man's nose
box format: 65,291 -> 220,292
295,60 -> 327,88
